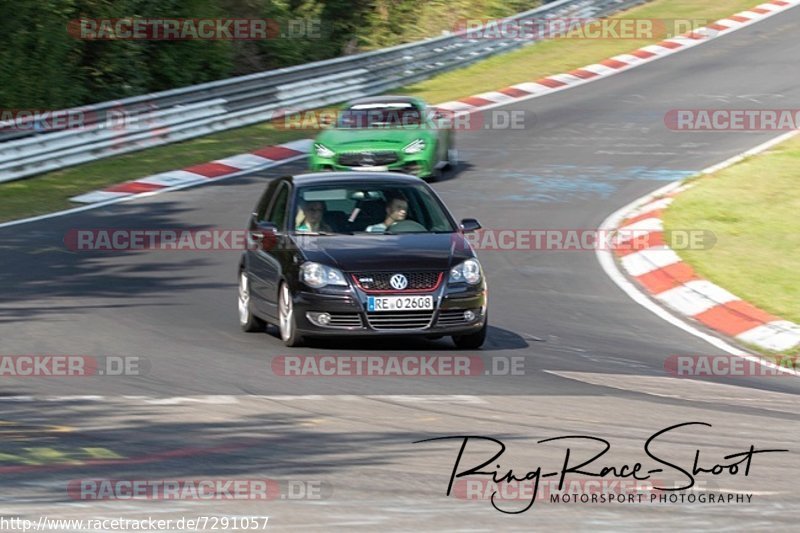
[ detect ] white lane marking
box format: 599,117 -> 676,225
68,191 -> 131,204
701,129 -> 800,174
638,44 -> 674,55
737,321 -> 800,352
620,246 -> 682,276
436,101 -> 475,111
473,91 -> 516,103
546,370 -> 800,410
618,216 -> 663,234
656,280 -> 740,316
610,53 -> 645,64
625,197 -> 673,218
509,82 -> 552,94
579,63 -> 618,76
213,153 -> 273,169
280,138 -> 314,152
547,73 -> 584,85
134,169 -> 209,187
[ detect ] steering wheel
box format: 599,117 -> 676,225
387,219 -> 427,233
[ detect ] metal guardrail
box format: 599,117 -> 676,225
0,0 -> 647,183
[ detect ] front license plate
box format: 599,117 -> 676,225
368,295 -> 434,312
358,165 -> 389,171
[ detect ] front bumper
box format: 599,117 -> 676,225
291,280 -> 487,337
309,153 -> 435,178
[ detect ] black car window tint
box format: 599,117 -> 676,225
255,180 -> 279,221
407,190 -> 429,229
267,183 -> 290,230
413,185 -> 453,231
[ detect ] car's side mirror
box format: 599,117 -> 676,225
249,221 -> 279,251
460,218 -> 481,233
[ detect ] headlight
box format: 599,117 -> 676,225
300,262 -> 347,288
403,139 -> 426,154
314,143 -> 335,158
449,258 -> 482,285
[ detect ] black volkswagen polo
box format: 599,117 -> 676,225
237,172 -> 487,348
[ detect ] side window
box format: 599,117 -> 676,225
255,180 -> 279,221
266,183 -> 290,230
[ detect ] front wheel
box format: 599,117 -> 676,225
452,320 -> 487,349
278,282 -> 304,347
238,271 -> 266,332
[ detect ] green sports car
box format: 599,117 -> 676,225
309,96 -> 456,180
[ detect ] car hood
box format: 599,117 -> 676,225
315,127 -> 433,150
296,233 -> 474,272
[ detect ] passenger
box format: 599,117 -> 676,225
296,201 -> 332,232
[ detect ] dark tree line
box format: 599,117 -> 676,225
0,0 -> 538,108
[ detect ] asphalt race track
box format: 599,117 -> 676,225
1,7 -> 798,531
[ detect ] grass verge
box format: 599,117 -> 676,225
664,134 -> 800,353
0,0 -> 762,222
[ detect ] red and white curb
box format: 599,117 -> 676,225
613,189 -> 800,353
70,139 -> 312,203
603,129 -> 800,355
69,0 -> 800,205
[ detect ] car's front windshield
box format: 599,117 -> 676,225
337,103 -> 424,129
293,182 -> 456,235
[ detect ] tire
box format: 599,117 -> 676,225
452,320 -> 487,349
238,271 -> 266,332
278,281 -> 304,347
427,164 -> 443,183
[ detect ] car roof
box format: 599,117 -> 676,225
288,172 -> 426,186
344,95 -> 426,108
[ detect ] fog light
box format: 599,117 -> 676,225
464,310 -> 476,321
307,312 -> 332,327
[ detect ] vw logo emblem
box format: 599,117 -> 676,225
389,273 -> 408,290
361,152 -> 375,166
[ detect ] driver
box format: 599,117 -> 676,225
366,195 -> 408,232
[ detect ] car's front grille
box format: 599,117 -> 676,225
353,272 -> 442,292
436,308 -> 482,326
366,311 -> 435,330
338,150 -> 398,167
327,313 -> 363,328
